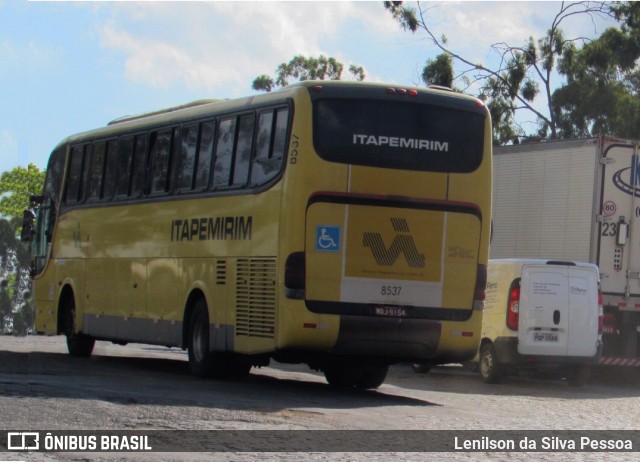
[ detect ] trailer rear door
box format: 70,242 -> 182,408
599,141 -> 640,308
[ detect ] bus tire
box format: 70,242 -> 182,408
412,363 -> 431,374
479,343 -> 502,384
567,365 -> 590,387
324,363 -> 361,388
356,365 -> 388,390
187,299 -> 217,378
227,357 -> 252,378
62,293 -> 94,358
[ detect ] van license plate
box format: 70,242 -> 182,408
533,333 -> 558,342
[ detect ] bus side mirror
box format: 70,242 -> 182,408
20,209 -> 35,242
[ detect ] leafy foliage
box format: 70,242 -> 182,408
0,164 -> 45,219
0,164 -> 44,335
553,3 -> 640,138
252,55 -> 365,92
384,1 -> 629,145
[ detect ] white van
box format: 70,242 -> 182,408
478,259 -> 603,386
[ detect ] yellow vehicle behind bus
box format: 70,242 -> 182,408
24,81 -> 492,389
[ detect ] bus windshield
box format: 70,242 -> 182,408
313,98 -> 486,173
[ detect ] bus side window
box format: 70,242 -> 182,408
251,107 -> 289,186
129,134 -> 148,197
195,121 -> 215,190
64,144 -> 88,204
213,118 -> 236,188
232,114 -> 254,188
102,139 -> 119,200
273,108 -> 289,161
116,136 -> 134,197
149,128 -> 174,194
176,123 -> 198,191
87,141 -> 106,201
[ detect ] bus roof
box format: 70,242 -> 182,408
53,81 -> 482,150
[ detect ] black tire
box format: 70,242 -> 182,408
324,363 -> 362,388
187,299 -> 218,378
188,299 -> 249,379
412,363 -> 432,374
479,343 -> 503,384
227,356 -> 252,378
567,365 -> 590,387
356,365 -> 389,390
62,294 -> 94,358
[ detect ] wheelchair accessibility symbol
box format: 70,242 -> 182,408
315,225 -> 341,252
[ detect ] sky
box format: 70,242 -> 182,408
0,0 -> 618,175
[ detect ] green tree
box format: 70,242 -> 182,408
0,164 -> 44,336
252,55 -> 366,92
553,3 -> 640,138
0,164 -> 45,220
384,1 -> 616,144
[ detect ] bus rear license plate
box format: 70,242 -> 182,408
533,333 -> 558,342
375,307 -> 407,317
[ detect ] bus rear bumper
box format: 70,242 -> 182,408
330,315 -> 441,361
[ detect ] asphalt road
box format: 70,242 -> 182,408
1,335 -> 640,462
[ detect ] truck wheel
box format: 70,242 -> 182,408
412,363 -> 432,374
567,365 -> 590,387
62,294 -> 94,358
479,343 -> 503,384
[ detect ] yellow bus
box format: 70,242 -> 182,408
24,81 -> 492,389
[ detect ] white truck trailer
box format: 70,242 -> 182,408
492,137 -> 640,367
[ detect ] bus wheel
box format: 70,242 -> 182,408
412,363 -> 431,374
479,343 -> 503,384
227,357 -> 252,378
323,363 -> 361,388
566,365 -> 590,387
188,299 -> 217,378
62,295 -> 94,358
356,365 -> 389,390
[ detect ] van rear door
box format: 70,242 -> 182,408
518,263 -> 599,357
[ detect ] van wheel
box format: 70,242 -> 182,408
412,363 -> 432,374
62,294 -> 95,358
479,343 -> 503,384
567,365 -> 590,387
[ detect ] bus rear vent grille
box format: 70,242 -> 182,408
236,258 -> 276,338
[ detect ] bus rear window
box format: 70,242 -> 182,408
313,99 -> 485,173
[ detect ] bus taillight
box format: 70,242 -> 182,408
385,87 -> 419,97
285,252 -> 305,299
474,264 -> 487,310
